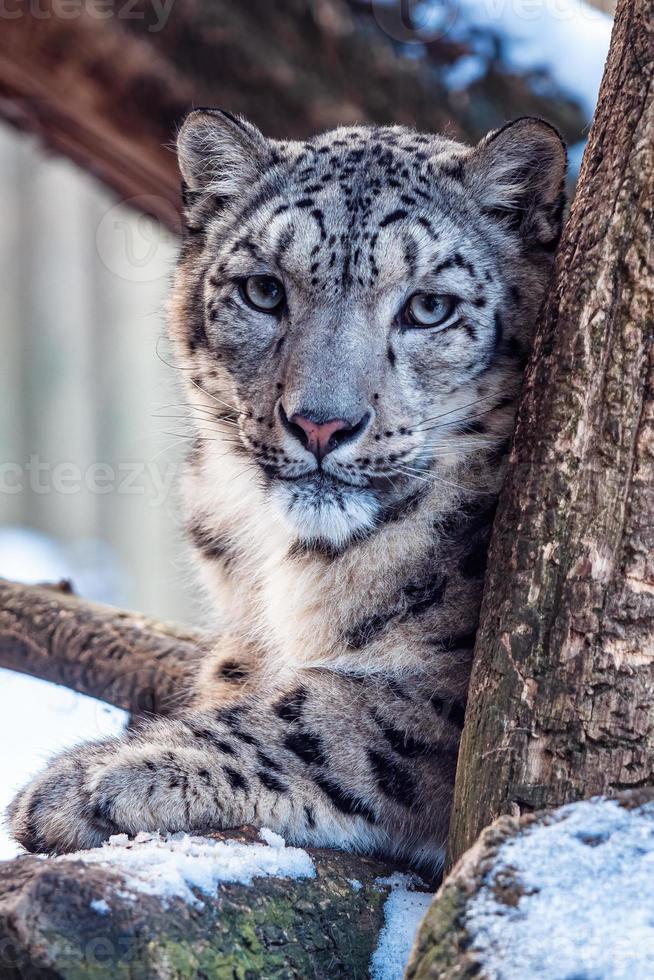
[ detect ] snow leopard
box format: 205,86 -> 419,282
9,111 -> 566,875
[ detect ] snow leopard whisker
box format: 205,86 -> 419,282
393,463 -> 490,496
417,406 -> 506,434
155,338 -> 239,415
154,401 -> 239,420
152,413 -> 239,429
414,391 -> 504,428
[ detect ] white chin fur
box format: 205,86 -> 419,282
272,482 -> 379,548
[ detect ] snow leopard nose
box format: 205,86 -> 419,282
280,407 -> 370,461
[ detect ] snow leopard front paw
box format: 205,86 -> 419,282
84,744 -> 220,839
8,747 -> 121,854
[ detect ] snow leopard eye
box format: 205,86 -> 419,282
405,293 -> 456,328
241,275 -> 285,313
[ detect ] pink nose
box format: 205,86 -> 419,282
289,414 -> 353,460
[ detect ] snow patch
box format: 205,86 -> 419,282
466,797 -> 654,979
90,899 -> 111,916
347,877 -> 363,891
0,671 -> 127,860
258,827 -> 286,848
59,830 -> 315,907
370,872 -> 434,980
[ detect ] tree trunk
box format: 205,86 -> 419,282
448,0 -> 654,868
0,578 -> 206,717
0,0 -> 586,228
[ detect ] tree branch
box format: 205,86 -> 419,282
0,578 -> 207,717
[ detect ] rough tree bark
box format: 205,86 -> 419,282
0,0 -> 586,229
448,0 -> 654,867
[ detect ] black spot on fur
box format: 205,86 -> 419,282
304,804 -> 316,829
376,488 -> 428,527
368,749 -> 417,806
345,609 -> 397,649
504,335 -> 528,369
187,724 -> 236,756
431,696 -> 467,729
187,521 -> 233,565
287,538 -> 345,561
442,159 -> 464,181
373,713 -> 437,758
274,688 -> 308,723
217,706 -> 261,746
438,631 -> 477,652
218,660 -> 248,682
460,540 -> 489,579
258,770 -> 289,794
284,731 -> 327,767
494,311 -> 504,349
231,729 -> 260,747
314,775 -> 377,823
380,209 -> 408,228
257,749 -> 282,772
224,766 -> 248,792
404,574 -> 448,616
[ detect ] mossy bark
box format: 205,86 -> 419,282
0,829 -> 408,979
448,0 -> 654,868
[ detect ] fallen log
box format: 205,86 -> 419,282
0,826 -> 425,978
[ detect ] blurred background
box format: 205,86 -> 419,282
0,0 -> 613,856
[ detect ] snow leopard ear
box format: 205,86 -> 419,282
176,108 -> 267,198
467,117 -> 567,250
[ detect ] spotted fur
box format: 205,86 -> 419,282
9,112 -> 566,876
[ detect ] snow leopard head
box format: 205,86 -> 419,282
170,111 -> 566,549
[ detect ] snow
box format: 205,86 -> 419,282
466,797 -> 654,980
370,873 -> 434,980
90,899 -> 111,916
0,526 -> 130,860
58,829 -> 315,907
0,670 -> 127,861
258,827 -> 286,848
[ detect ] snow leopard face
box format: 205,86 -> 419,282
171,112 -> 565,549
